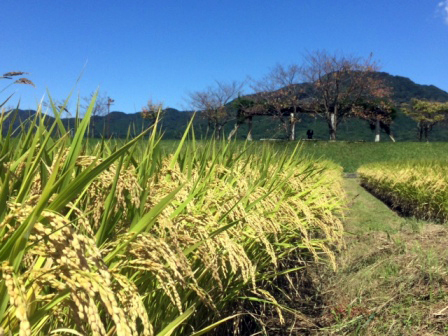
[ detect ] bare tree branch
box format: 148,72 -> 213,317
188,80 -> 245,139
301,50 -> 387,140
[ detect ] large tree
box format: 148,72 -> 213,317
227,96 -> 257,140
352,100 -> 397,142
250,64 -> 305,140
352,79 -> 397,142
253,64 -> 304,140
141,99 -> 164,129
301,51 -> 388,140
402,99 -> 448,141
188,81 -> 244,139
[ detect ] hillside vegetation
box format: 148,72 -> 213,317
4,72 -> 448,141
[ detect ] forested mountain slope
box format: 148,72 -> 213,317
3,72 -> 448,141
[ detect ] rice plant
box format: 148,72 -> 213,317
0,93 -> 345,335
358,161 -> 448,223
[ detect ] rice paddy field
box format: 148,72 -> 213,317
97,139 -> 448,173
0,103 -> 347,335
298,141 -> 448,173
1,99 -> 448,335
358,161 -> 448,223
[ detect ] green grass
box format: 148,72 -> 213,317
151,140 -> 448,173
342,178 -> 405,234
320,179 -> 448,335
298,141 -> 448,173
83,135 -> 448,173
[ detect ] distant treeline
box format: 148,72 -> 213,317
3,71 -> 448,141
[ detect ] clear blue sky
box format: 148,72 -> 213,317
2,0 -> 447,113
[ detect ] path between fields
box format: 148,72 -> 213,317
316,178 -> 448,335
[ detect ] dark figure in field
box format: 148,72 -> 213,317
306,129 -> 314,140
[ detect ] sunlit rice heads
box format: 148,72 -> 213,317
358,160 -> 448,223
0,96 -> 347,335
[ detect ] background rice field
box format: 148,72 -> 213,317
358,160 -> 448,223
90,139 -> 448,173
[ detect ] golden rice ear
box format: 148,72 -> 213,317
1,261 -> 31,336
14,78 -> 35,87
3,71 -> 29,77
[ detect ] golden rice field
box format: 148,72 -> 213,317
0,97 -> 345,335
358,161 -> 448,223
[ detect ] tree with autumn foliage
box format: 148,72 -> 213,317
250,64 -> 306,140
402,99 -> 448,141
301,51 -> 389,141
352,100 -> 397,142
351,78 -> 397,142
188,81 -> 244,139
227,96 -> 257,140
141,99 -> 164,128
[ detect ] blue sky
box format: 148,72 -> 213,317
1,0 -> 447,113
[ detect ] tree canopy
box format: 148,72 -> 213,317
402,99 -> 448,141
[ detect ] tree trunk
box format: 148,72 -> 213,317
107,112 -> 110,138
102,120 -> 107,138
228,122 -> 240,140
279,116 -> 288,137
329,113 -> 337,141
418,124 -> 423,141
374,119 -> 380,142
289,113 -> 295,141
247,117 -> 253,141
206,121 -> 212,138
216,124 -> 222,140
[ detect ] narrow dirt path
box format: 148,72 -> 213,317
318,178 -> 448,335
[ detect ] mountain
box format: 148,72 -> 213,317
373,72 -> 448,103
2,72 -> 448,141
